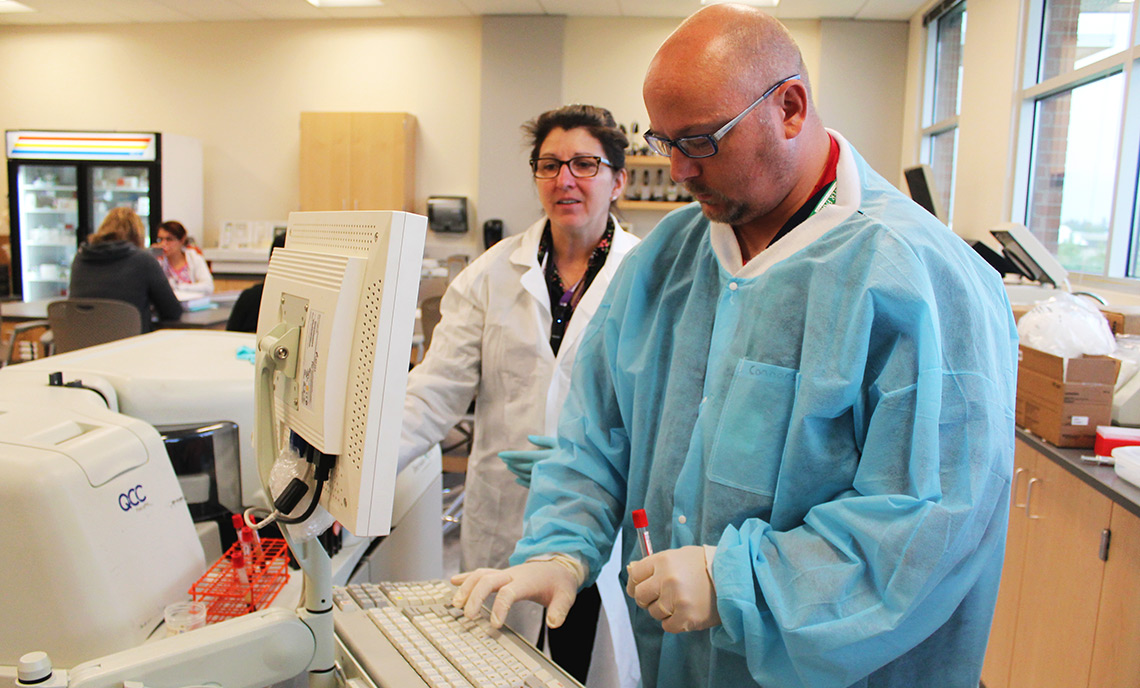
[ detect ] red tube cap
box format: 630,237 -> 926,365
631,508 -> 648,529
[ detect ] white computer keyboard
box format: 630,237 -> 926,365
333,580 -> 581,688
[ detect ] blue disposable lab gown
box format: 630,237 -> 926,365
512,134 -> 1019,688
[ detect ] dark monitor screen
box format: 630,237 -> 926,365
904,164 -> 945,224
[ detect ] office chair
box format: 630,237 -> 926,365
445,254 -> 469,283
47,298 -> 143,354
419,295 -> 443,353
0,301 -> 49,366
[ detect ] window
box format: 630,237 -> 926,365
1016,0 -> 1138,279
920,1 -> 966,225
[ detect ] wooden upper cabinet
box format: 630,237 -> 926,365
300,112 -> 416,212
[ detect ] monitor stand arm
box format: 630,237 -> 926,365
56,606 -> 316,688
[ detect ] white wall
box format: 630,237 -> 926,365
901,0 -> 1025,244
817,19 -> 909,181
473,15 -> 564,250
0,14 -> 910,253
950,0 -> 1025,244
0,18 -> 482,247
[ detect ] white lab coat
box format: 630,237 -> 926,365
400,215 -> 640,688
162,248 -> 214,295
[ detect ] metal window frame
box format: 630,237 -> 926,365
919,1 -> 967,226
1011,0 -> 1140,280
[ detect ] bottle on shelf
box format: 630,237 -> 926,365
665,179 -> 680,203
639,170 -> 652,202
651,170 -> 666,202
625,169 -> 641,201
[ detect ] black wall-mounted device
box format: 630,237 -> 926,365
427,196 -> 469,233
483,219 -> 503,249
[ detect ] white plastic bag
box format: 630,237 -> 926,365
1113,334 -> 1140,392
1017,292 -> 1116,358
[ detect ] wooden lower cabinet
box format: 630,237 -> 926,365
982,440 -> 1140,688
1088,503 -> 1140,686
981,443 -> 1036,688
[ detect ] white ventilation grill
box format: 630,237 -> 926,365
328,276 -> 385,522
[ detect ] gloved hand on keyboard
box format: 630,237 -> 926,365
626,545 -> 721,633
451,555 -> 584,629
497,435 -> 557,488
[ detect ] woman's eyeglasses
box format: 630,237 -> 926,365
530,155 -> 613,179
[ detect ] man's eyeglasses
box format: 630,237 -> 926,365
643,74 -> 801,159
531,155 -> 613,179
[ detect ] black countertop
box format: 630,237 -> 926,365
1016,427 -> 1140,519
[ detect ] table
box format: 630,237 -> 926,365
1,292 -> 241,331
160,292 -> 240,330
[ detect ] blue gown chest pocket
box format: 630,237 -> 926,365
707,359 -> 799,496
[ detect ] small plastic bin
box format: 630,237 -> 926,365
188,538 -> 290,623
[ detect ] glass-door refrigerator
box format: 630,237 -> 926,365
6,131 -> 202,302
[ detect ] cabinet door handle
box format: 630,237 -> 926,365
1013,467 -> 1028,508
1025,477 -> 1042,519
341,199 -> 348,210
354,199 -> 358,210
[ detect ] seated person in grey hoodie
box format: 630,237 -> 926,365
69,206 -> 182,332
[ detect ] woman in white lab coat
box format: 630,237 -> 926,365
155,220 -> 214,296
400,104 -> 640,688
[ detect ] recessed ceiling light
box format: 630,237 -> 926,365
0,0 -> 34,14
306,0 -> 384,7
700,0 -> 779,6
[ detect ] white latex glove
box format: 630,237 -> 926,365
626,545 -> 721,633
451,557 -> 584,630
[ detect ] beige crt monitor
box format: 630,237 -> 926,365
256,210 -> 426,537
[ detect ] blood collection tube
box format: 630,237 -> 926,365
240,526 -> 257,566
632,508 -> 654,558
232,550 -> 255,611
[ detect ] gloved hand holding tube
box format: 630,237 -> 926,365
451,555 -> 585,630
498,434 -> 557,488
626,508 -> 720,633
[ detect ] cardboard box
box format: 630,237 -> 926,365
1099,305 -> 1140,336
1016,345 -> 1121,448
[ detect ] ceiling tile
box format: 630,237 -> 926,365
540,0 -> 622,16
617,0 -> 697,17
9,0 -> 131,22
462,0 -> 545,14
228,0 -> 327,20
152,0 -> 259,22
855,0 -> 924,21
769,0 -> 866,19
0,0 -> 930,24
382,0 -> 473,16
